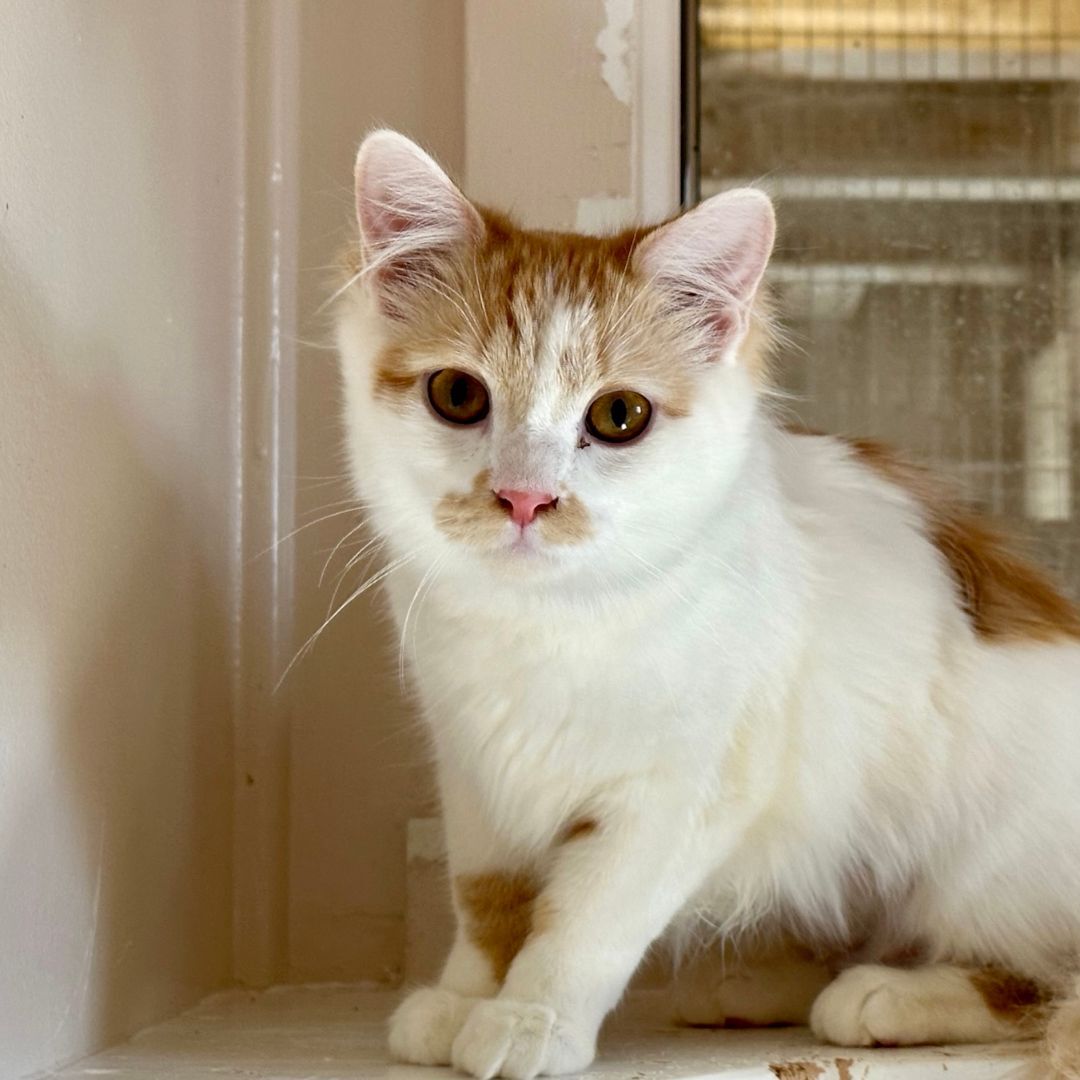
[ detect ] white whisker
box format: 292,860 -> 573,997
275,549 -> 420,693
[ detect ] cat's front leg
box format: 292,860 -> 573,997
388,935 -> 497,1066
451,792 -> 708,1080
388,784 -> 506,1066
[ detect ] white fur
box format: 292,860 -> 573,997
340,134 -> 1080,1078
810,964 -> 1032,1046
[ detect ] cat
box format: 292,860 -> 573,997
334,129 -> 1080,1079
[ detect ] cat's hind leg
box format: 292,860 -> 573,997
810,963 -> 1048,1047
1045,975 -> 1080,1079
672,938 -> 831,1028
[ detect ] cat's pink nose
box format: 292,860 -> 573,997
495,489 -> 558,528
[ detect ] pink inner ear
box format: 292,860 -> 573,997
633,189 -> 775,356
360,200 -> 414,251
353,133 -> 483,319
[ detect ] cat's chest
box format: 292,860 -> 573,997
395,576 -> 749,777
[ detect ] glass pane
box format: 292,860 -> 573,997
697,0 -> 1080,597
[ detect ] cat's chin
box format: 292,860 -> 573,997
468,533 -> 575,577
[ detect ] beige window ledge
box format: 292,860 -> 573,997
42,984 -> 1035,1080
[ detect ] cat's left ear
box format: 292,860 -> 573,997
632,189 -> 775,364
354,129 -> 483,319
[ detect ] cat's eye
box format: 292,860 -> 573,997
585,390 -> 652,444
427,369 -> 490,425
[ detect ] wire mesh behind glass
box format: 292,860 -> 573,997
697,0 -> 1080,598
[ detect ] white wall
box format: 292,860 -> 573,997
0,3 -> 678,1073
285,0 -> 466,985
0,3 -> 242,1076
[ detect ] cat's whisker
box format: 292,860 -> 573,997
318,516 -> 371,588
294,339 -> 340,354
327,534 -> 388,614
254,504 -> 369,561
275,548 -> 420,693
397,553 -> 446,686
470,259 -> 490,330
317,268 -> 365,313
414,270 -> 484,341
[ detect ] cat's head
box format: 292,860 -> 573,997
336,130 -> 775,596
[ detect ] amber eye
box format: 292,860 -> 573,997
584,390 -> 652,444
427,369 -> 490,425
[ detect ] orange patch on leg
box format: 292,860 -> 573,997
455,871 -> 540,983
970,967 -> 1049,1028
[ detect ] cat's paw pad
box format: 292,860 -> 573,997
451,998 -> 594,1080
388,986 -> 478,1066
810,966 -> 939,1047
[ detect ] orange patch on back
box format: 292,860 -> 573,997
847,437 -> 1080,643
559,817 -> 598,843
455,871 -> 540,983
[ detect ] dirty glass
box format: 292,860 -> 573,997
696,0 -> 1080,596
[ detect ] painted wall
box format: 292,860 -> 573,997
0,3 -> 241,1076
1,7 -> 667,1074
466,0 -> 636,231
285,0 -> 466,985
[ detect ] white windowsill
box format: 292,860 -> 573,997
41,984 -> 1036,1080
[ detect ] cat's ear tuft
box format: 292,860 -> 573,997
354,130 -> 483,318
632,189 -> 775,363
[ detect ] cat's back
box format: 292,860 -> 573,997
770,422 -> 1080,743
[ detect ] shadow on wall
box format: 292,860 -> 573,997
0,239 -> 233,1077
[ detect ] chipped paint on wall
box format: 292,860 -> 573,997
596,0 -> 634,105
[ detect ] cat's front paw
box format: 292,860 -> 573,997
388,986 -> 479,1066
451,998 -> 595,1080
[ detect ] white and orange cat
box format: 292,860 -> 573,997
334,130 -> 1080,1079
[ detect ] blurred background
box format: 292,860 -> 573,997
1,2 -> 1077,1077
698,0 -> 1080,592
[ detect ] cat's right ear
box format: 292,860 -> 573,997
632,189 -> 775,365
354,130 -> 483,318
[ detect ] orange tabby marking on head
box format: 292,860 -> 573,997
347,207 -> 771,426
455,871 -> 540,983
372,345 -> 419,403
846,437 -> 1080,643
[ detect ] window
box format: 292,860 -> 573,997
694,0 -> 1080,596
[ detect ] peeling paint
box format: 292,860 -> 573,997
596,0 -> 634,105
